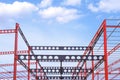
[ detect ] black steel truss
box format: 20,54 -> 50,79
36,76 -> 86,80
30,46 -> 92,51
18,55 -> 104,62
18,54 -> 104,79
30,67 -> 92,74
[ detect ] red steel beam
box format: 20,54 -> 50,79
101,67 -> 120,80
0,29 -> 15,34
0,62 -> 36,67
94,43 -> 120,77
107,25 -> 120,28
94,58 -> 120,78
108,43 -> 120,56
0,50 -> 29,55
110,73 -> 120,80
0,70 -> 27,74
0,75 -> 34,79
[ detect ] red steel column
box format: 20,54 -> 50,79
28,47 -> 30,80
92,50 -> 94,80
103,20 -> 108,80
13,23 -> 19,80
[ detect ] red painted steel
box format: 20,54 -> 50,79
28,47 -> 30,80
103,20 -> 109,80
101,67 -> 120,80
72,19 -> 104,77
36,60 -> 38,80
0,29 -> 15,34
106,25 -> 120,28
13,23 -> 19,80
0,50 -> 28,55
0,62 -> 36,67
108,43 -> 120,56
94,59 -> 120,78
0,19 -> 120,79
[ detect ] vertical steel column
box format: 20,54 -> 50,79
60,61 -> 63,80
36,60 -> 38,80
103,20 -> 108,80
28,47 -> 30,80
13,23 -> 19,80
92,50 -> 94,80
84,61 -> 87,79
40,66 -> 43,80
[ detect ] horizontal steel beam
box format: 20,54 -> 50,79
30,67 -> 92,74
37,76 -> 86,80
18,55 -> 104,62
0,50 -> 28,55
30,46 -> 92,51
0,29 -> 15,34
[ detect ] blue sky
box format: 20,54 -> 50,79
0,0 -> 120,79
0,0 -> 120,46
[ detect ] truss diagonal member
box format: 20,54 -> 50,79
108,43 -> 120,56
109,73 -> 120,80
86,59 -> 104,78
30,46 -> 92,51
18,27 -> 47,78
0,29 -> 15,34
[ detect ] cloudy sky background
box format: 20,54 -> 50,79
0,0 -> 120,47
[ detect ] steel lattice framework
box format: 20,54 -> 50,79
0,19 -> 120,80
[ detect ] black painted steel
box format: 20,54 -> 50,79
37,76 -> 86,80
30,67 -> 92,74
18,55 -> 104,62
30,46 -> 92,51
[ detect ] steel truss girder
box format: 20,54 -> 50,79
30,67 -> 92,74
30,46 -> 92,51
18,55 -> 104,62
37,76 -> 86,80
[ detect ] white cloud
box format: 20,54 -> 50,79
88,0 -> 120,13
39,7 -> 80,23
62,0 -> 81,6
39,0 -> 52,8
0,1 -> 38,18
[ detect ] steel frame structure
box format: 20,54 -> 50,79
0,19 -> 120,80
